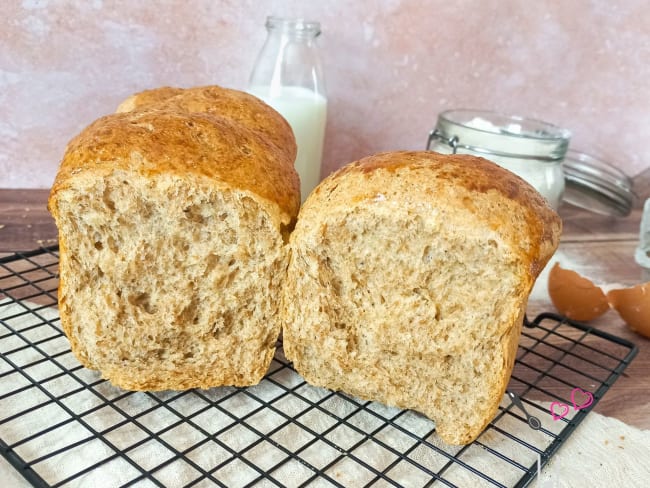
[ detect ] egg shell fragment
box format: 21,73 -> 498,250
607,282 -> 650,339
548,263 -> 610,321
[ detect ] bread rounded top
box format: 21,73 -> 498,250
52,86 -> 300,224
116,85 -> 297,163
115,86 -> 185,113
300,150 -> 562,280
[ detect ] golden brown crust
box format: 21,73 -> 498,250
101,354 -> 273,391
115,86 -> 185,113
107,85 -> 299,221
115,85 -> 297,165
50,107 -> 300,225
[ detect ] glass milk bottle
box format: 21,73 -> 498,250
248,16 -> 327,202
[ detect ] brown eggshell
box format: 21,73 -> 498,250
548,263 -> 610,321
607,282 -> 650,339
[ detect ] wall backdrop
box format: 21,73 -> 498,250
1,0 -> 648,188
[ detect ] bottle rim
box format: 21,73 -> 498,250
266,16 -> 321,35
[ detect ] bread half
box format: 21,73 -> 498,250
281,151 -> 561,444
49,86 -> 299,390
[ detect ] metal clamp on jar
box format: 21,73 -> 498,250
427,109 -> 570,210
427,109 -> 636,216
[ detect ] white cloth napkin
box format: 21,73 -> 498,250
1,299 -> 649,487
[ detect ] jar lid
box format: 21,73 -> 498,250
562,149 -> 636,217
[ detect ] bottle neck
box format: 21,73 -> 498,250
265,16 -> 321,41
249,16 -> 326,98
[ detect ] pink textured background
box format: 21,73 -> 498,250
1,0 -> 648,188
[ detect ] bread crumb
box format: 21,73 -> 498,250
604,439 -> 609,445
619,435 -> 625,440
36,238 -> 58,245
0,224 -> 5,229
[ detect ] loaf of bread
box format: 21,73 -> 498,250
281,151 -> 561,445
48,85 -> 299,390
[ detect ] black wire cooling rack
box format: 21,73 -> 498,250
0,246 -> 639,487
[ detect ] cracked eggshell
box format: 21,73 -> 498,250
547,263 -> 610,321
607,282 -> 650,339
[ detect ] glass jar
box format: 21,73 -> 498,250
636,198 -> 650,281
427,109 -> 571,209
248,16 -> 327,202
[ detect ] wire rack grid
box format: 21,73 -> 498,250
0,246 -> 638,487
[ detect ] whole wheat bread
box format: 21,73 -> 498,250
281,151 -> 561,444
48,85 -> 299,390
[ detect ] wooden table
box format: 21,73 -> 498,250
1,188 -> 648,431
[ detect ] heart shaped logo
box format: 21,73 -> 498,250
550,401 -> 570,420
571,387 -> 594,411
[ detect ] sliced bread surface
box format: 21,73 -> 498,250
281,151 -> 561,444
49,87 -> 299,390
